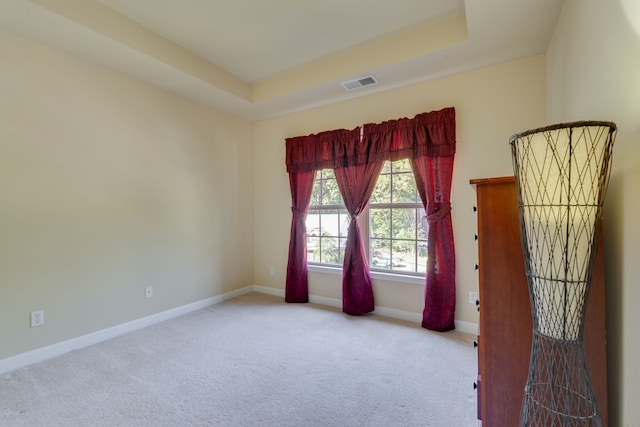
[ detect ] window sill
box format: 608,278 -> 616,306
308,264 -> 425,285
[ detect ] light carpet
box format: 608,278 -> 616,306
0,292 -> 477,426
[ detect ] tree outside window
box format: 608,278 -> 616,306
306,159 -> 427,275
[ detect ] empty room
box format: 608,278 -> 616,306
1,0 -> 638,426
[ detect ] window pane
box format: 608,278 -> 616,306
417,241 -> 427,273
392,158 -> 412,173
370,208 -> 391,239
311,179 -> 321,206
338,210 -> 349,238
392,208 -> 416,240
321,171 -> 342,205
321,237 -> 341,265
392,172 -> 418,203
321,209 -> 340,237
370,173 -> 390,204
368,162 -> 427,274
380,161 -> 391,174
391,240 -> 414,272
307,160 -> 429,275
306,211 -> 320,234
339,237 -> 347,255
371,239 -> 391,269
417,210 -> 428,240
394,239 -> 414,256
307,236 -> 320,263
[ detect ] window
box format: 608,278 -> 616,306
306,159 -> 427,275
368,159 -> 427,274
306,169 -> 349,265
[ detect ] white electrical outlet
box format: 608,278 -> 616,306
30,310 -> 44,327
469,291 -> 478,305
269,266 -> 275,276
145,286 -> 153,298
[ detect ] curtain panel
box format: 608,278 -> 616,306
411,155 -> 456,331
284,107 -> 456,330
334,161 -> 385,314
285,170 -> 316,303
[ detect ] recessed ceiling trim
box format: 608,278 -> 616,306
0,0 -> 565,121
252,14 -> 467,104
29,0 -> 252,102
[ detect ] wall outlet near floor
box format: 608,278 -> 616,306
145,286 -> 153,299
31,310 -> 44,327
269,266 -> 275,276
469,291 -> 478,305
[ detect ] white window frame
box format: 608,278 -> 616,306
306,160 -> 427,282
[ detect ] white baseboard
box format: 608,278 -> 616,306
308,294 -> 341,309
454,320 -> 479,335
0,285 -> 478,376
251,285 -> 478,335
251,285 -> 284,298
0,286 -> 255,376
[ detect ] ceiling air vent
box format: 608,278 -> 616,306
340,75 -> 379,91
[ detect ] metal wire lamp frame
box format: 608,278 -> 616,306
510,121 -> 616,426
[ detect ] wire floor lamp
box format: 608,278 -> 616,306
510,121 -> 616,426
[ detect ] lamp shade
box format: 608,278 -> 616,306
510,122 -> 615,340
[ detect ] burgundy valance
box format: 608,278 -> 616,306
285,107 -> 456,173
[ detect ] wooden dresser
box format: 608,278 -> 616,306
471,176 -> 608,426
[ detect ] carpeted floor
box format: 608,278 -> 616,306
0,293 -> 478,426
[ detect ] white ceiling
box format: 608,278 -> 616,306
0,0 -> 564,121
97,0 -> 465,82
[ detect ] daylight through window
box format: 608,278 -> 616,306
306,159 -> 427,275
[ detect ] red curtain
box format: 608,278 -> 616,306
285,129 -> 361,303
285,170 -> 316,303
285,109 -> 456,173
285,107 -> 456,330
334,161 -> 385,314
411,155 -> 456,331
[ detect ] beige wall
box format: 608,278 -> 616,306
0,31 -> 253,360
547,0 -> 640,425
4,5 -> 635,421
252,55 -> 547,327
